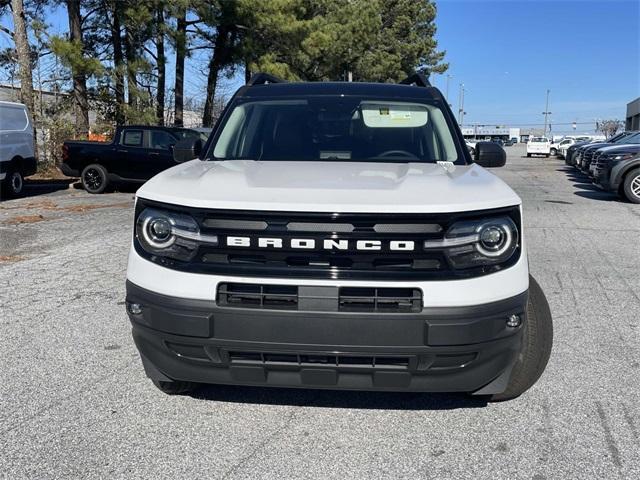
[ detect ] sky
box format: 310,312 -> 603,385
430,0 -> 640,133
1,0 -> 638,133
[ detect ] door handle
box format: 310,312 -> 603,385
149,152 -> 160,156
116,149 -> 128,153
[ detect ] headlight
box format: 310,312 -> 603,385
136,208 -> 218,261
424,216 -> 519,269
612,153 -> 636,162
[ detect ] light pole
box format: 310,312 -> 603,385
542,89 -> 551,137
458,83 -> 466,125
446,74 -> 452,105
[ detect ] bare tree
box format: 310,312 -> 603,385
155,1 -> 165,126
597,119 -> 624,138
173,5 -> 186,126
65,0 -> 90,135
10,0 -> 34,114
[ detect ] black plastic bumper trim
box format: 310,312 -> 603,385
126,281 -> 527,392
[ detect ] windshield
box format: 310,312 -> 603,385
616,132 -> 640,144
209,97 -> 461,163
531,137 -> 549,143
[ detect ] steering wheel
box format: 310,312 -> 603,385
376,150 -> 419,160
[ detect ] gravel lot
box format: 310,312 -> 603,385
1,145 -> 639,479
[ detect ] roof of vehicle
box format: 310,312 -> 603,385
118,125 -> 197,130
0,100 -> 27,107
235,81 -> 444,101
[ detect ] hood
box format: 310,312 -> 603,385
596,144 -> 640,154
137,160 -> 521,213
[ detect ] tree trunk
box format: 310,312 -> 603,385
202,27 -> 231,128
173,8 -> 186,127
244,60 -> 251,84
65,0 -> 89,136
111,0 -> 125,124
123,23 -> 137,109
11,0 -> 34,116
155,3 -> 165,126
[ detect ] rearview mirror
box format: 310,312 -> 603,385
474,141 -> 506,168
173,138 -> 203,163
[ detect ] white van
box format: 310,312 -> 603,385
0,101 -> 36,197
526,137 -> 551,158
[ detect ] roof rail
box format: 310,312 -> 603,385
399,72 -> 431,87
247,72 -> 287,86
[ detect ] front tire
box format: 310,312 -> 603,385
622,168 -> 640,204
489,275 -> 553,401
526,153 -> 531,158
550,148 -> 557,156
152,379 -> 199,395
81,163 -> 109,194
2,169 -> 24,198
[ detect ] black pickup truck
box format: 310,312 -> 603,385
60,125 -> 207,193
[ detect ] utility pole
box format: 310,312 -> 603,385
446,74 -> 452,105
458,83 -> 465,125
542,89 -> 552,137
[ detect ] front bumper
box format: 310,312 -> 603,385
126,281 -> 527,394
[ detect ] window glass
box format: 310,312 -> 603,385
0,105 -> 28,131
211,97 -> 460,163
150,130 -> 176,150
122,130 -> 143,146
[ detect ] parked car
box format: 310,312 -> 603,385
592,144 -> 640,203
572,132 -> 632,169
61,125 -> 204,193
577,132 -> 640,172
586,132 -> 640,176
0,101 -> 37,198
558,136 -> 592,159
504,139 -> 515,146
565,140 -> 594,166
125,73 -> 552,400
526,137 -> 551,157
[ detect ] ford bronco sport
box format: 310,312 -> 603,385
126,73 -> 553,401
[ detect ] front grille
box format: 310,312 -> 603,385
217,283 -> 423,312
136,200 -> 521,281
217,283 -> 298,310
338,287 -> 422,312
228,351 -> 410,370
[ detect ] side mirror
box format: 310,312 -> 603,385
474,141 -> 506,168
173,138 -> 203,163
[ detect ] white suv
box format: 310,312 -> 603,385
526,137 -> 551,158
0,101 -> 36,198
125,74 -> 553,401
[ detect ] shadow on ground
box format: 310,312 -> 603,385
191,384 -> 489,410
5,179 -> 76,200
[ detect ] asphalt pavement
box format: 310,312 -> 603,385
1,145 -> 639,479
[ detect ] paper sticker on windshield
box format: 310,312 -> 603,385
362,103 -> 428,128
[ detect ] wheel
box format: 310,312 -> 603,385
81,163 -> 109,194
1,169 -> 24,198
526,153 -> 531,158
489,275 -> 553,401
550,148 -> 557,156
152,379 -> 199,395
622,168 -> 640,204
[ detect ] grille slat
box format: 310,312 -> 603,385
228,351 -> 410,370
217,283 -> 422,313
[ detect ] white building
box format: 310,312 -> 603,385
460,125 -> 521,142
